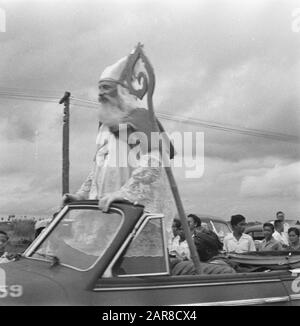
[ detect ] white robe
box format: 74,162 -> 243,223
76,125 -> 176,235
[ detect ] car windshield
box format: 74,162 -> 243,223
212,221 -> 231,239
285,219 -> 300,225
29,207 -> 123,270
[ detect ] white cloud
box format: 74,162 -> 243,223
240,161 -> 300,198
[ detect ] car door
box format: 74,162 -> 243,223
91,215 -> 291,306
279,268 -> 300,306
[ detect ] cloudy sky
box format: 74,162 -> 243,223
0,0 -> 299,221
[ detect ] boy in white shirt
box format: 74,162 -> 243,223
168,219 -> 191,260
273,220 -> 289,247
224,215 -> 256,253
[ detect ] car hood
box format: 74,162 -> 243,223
0,258 -> 68,306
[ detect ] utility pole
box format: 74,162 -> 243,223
59,91 -> 71,195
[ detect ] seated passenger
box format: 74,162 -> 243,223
258,223 -> 282,251
0,231 -> 17,264
187,214 -> 203,237
285,227 -> 300,251
171,229 -> 236,275
168,218 -> 190,260
223,215 -> 256,253
0,230 -> 11,263
273,220 -> 289,248
194,229 -> 223,260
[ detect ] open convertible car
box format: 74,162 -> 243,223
1,200 -> 300,306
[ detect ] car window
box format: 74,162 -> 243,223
201,222 -> 211,231
112,218 -> 168,277
29,208 -> 123,271
213,221 -> 231,238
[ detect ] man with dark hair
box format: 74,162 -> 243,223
273,220 -> 289,247
258,223 -> 282,251
223,215 -> 256,253
0,230 -> 15,263
275,211 -> 290,237
168,218 -> 190,260
193,229 -> 223,261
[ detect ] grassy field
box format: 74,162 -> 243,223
0,220 -> 35,254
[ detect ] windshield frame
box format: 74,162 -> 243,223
212,220 -> 232,236
24,204 -> 125,272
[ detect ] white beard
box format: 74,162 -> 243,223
98,101 -> 127,127
98,85 -> 138,127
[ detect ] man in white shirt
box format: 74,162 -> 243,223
224,215 -> 256,253
168,219 -> 191,260
276,211 -> 290,234
273,220 -> 289,247
258,223 -> 282,251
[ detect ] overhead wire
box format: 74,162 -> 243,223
70,97 -> 300,143
0,89 -> 299,143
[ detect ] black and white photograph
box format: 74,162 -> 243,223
0,0 -> 300,308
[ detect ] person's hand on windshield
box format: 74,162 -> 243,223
98,191 -> 125,212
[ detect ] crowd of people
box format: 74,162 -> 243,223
1,210 -> 300,271
168,211 -> 300,275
